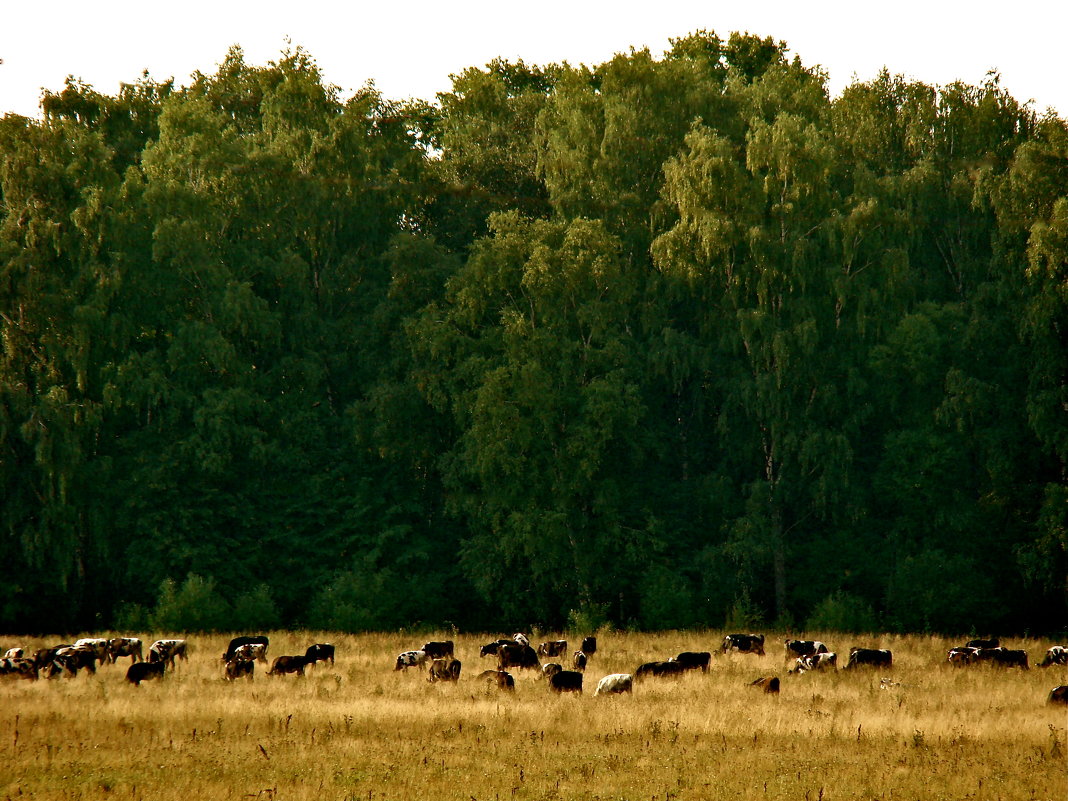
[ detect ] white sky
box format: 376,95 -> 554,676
1,1 -> 1064,119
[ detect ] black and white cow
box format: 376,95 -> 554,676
549,670 -> 583,693
73,638 -> 110,666
541,663 -> 563,680
3,647 -> 24,659
572,650 -> 587,672
723,634 -> 765,655
126,661 -> 165,686
224,658 -> 255,681
537,640 -> 568,658
671,651 -> 712,672
947,647 -> 979,666
1037,646 -> 1068,668
107,637 -> 143,664
0,657 -> 38,681
791,652 -> 837,673
223,635 -> 269,663
421,641 -> 453,660
232,643 -> 268,664
50,646 -> 99,677
785,640 -> 828,660
1048,686 -> 1068,705
395,650 -> 429,671
304,643 -> 335,665
148,639 -> 188,668
594,673 -> 633,696
844,648 -> 892,669
428,658 -> 462,682
513,633 -> 530,647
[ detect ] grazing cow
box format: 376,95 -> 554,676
496,642 -> 540,671
966,638 -> 999,649
1048,686 -> 1068,705
1037,646 -> 1068,668
572,651 -> 588,672
268,655 -> 309,676
223,635 -> 269,662
3,647 -> 24,659
107,638 -> 143,664
723,634 -> 766,655
479,640 -> 513,657
581,636 -> 597,655
549,670 -> 583,693
538,640 -> 568,658
594,673 -> 633,696
232,643 -> 268,664
225,658 -> 255,681
421,641 -> 453,660
513,633 -> 530,646
541,663 -> 563,680
750,676 -> 780,694
476,669 -> 515,690
635,661 -> 688,680
148,639 -> 188,668
394,650 -> 429,671
73,638 -> 110,665
126,661 -> 165,686
0,657 -> 38,681
428,658 -> 462,683
980,648 -> 1029,669
33,646 -> 70,672
844,648 -> 893,669
792,652 -> 837,673
947,647 -> 979,666
51,646 -> 99,677
672,651 -> 712,672
305,643 -> 335,666
785,640 -> 828,660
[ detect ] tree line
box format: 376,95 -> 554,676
1,33 -> 1065,635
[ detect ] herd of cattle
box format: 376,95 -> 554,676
1,631 -> 1065,704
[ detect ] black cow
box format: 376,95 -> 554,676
572,651 -> 587,672
268,655 -> 309,676
977,648 -> 1028,669
304,643 -> 335,665
549,670 -> 583,693
723,634 -> 765,655
785,640 -> 828,660
581,636 -> 597,655
479,639 -> 513,657
673,651 -> 712,672
538,640 -> 568,658
422,641 -> 454,659
224,635 -> 269,662
966,638 -> 1000,649
635,661 -> 688,680
496,642 -> 540,671
1048,686 -> 1068,705
126,661 -> 165,686
844,648 -> 893,669
225,658 -> 255,681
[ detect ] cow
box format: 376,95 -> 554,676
223,635 -> 269,663
572,651 -> 587,672
513,633 -> 530,647
594,673 -> 633,696
1037,646 -> 1068,668
107,637 -> 143,665
33,646 -> 71,672
304,643 -> 335,666
1048,686 -> 1068,705
671,651 -> 712,672
395,650 -> 429,671
966,638 -> 999,649
978,648 -> 1028,669
750,676 -> 780,694
549,670 -> 583,693
0,657 -> 38,681
232,643 -> 268,663
421,641 -> 453,660
947,647 -> 979,666
723,634 -> 765,655
148,639 -> 188,668
268,655 -> 309,676
3,647 -> 24,659
635,661 -> 688,680
541,663 -> 563,680
581,636 -> 597,655
785,640 -> 828,660
496,642 -> 540,671
428,658 -> 462,682
73,638 -> 110,666
844,648 -> 893,669
50,646 -> 99,677
126,661 -> 165,686
225,658 -> 255,681
479,640 -> 514,657
475,669 -> 515,690
537,640 -> 568,658
792,652 -> 837,673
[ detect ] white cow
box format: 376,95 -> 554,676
394,650 -> 429,671
594,673 -> 634,696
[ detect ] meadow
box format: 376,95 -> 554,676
0,630 -> 1065,800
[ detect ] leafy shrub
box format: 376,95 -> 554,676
149,573 -> 231,632
805,590 -> 878,633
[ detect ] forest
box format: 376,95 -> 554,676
1,32 -> 1065,635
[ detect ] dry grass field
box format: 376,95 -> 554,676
1,630 -> 1065,800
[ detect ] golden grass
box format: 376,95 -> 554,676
1,630 -> 1065,800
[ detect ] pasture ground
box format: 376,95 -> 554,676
0,630 -> 1065,800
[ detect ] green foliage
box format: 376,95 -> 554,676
149,574 -> 231,633
806,591 -> 878,633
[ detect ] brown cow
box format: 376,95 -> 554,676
750,676 -> 780,694
268,655 -> 309,676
